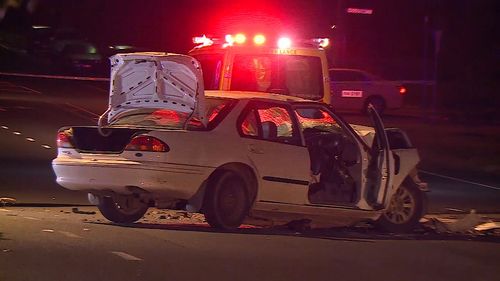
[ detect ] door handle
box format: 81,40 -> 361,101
248,144 -> 264,154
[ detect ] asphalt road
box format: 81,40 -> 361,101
1,207 -> 499,281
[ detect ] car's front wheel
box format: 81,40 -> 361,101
97,195 -> 149,223
203,171 -> 250,229
376,182 -> 425,233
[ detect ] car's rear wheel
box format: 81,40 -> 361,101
364,96 -> 385,115
97,195 -> 148,223
203,171 -> 250,229
376,182 -> 424,233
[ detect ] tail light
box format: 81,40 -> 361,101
125,136 -> 169,152
399,86 -> 407,95
57,131 -> 74,148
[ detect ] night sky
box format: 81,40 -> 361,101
1,0 -> 498,111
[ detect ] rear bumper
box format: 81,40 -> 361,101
52,157 -> 214,199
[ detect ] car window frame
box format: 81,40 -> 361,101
237,99 -> 303,146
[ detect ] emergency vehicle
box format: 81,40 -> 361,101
188,33 -> 331,104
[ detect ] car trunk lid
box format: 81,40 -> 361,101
104,52 -> 207,126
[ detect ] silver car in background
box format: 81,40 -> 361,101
330,68 -> 407,115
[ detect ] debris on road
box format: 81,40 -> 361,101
422,210 -> 500,236
0,197 -> 16,206
71,208 -> 96,215
475,221 -> 500,233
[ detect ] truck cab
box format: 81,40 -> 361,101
188,34 -> 331,104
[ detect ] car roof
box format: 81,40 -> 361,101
206,90 -> 310,103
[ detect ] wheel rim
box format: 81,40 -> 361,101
113,196 -> 145,215
383,186 -> 415,224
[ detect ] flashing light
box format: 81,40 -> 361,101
234,33 -> 246,44
193,35 -> 213,46
318,38 -> 330,48
277,37 -> 292,49
225,33 -> 246,46
253,34 -> 266,45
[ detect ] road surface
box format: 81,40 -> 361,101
1,206 -> 499,281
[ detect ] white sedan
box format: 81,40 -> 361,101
52,53 -> 427,232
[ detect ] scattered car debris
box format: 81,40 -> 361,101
71,208 -> 96,215
474,221 -> 500,233
159,215 -> 167,220
0,197 -> 16,206
422,210 -> 500,235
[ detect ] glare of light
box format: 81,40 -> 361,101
277,37 -> 292,49
234,33 -> 246,44
399,86 -> 407,95
32,25 -> 50,29
193,35 -> 213,46
319,38 -> 330,48
253,34 -> 266,45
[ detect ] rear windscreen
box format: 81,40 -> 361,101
111,97 -> 234,130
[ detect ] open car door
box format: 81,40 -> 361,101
365,104 -> 395,208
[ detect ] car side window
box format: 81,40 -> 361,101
295,107 -> 342,135
238,102 -> 300,145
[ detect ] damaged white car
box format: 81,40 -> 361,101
52,53 -> 428,232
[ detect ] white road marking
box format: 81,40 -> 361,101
58,231 -> 82,239
110,251 -> 143,261
16,84 -> 42,94
42,229 -> 54,233
0,81 -> 42,94
41,144 -> 52,149
12,131 -> 21,135
22,216 -> 41,221
26,137 -> 35,142
0,208 -> 11,212
1,126 -> 8,129
420,170 -> 500,191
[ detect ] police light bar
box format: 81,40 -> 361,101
193,34 -> 329,50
